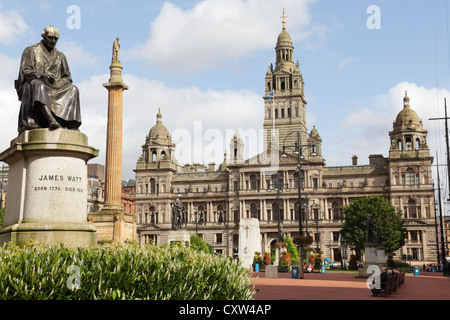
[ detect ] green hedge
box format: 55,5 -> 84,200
0,241 -> 255,300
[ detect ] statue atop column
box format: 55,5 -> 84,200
15,25 -> 81,133
112,37 -> 120,62
171,195 -> 184,230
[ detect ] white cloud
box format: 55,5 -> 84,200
325,82 -> 450,167
0,5 -> 30,45
0,54 -> 21,152
57,40 -> 102,73
78,73 -> 262,180
128,0 -> 324,73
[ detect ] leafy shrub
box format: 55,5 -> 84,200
263,252 -> 271,265
284,234 -> 299,265
253,251 -> 262,267
190,234 -> 212,254
0,241 -> 255,300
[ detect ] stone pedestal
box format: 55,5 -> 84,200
238,218 -> 261,269
0,129 -> 98,248
358,242 -> 387,277
168,229 -> 190,246
88,211 -> 136,244
265,265 -> 278,278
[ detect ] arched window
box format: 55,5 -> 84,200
405,137 -> 412,150
275,109 -> 279,119
152,151 -> 157,162
197,205 -> 205,223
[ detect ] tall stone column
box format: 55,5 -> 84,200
102,58 -> 128,210
88,38 -> 136,244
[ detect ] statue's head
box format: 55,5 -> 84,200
41,25 -> 59,50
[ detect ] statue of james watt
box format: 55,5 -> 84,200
15,26 -> 81,133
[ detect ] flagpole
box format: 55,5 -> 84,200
270,90 -> 275,150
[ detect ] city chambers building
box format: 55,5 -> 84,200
133,20 -> 437,263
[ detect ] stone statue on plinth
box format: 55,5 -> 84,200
171,195 -> 184,230
367,213 -> 374,243
376,223 -> 382,246
15,26 -> 81,133
0,25 -> 99,249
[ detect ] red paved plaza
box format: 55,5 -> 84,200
251,271 -> 450,300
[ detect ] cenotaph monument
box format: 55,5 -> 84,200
0,26 -> 98,248
238,218 -> 261,269
88,37 -> 136,243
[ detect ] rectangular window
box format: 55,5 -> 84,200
216,233 -> 222,244
312,178 -> 318,189
332,232 -> 340,242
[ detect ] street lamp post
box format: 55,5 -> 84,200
281,130 -> 317,279
273,172 -> 289,243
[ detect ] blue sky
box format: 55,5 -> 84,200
1,0 -> 450,206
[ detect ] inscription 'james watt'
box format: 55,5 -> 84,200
38,175 -> 83,182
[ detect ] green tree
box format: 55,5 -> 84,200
283,234 -> 299,265
190,234 -> 212,254
340,195 -> 406,254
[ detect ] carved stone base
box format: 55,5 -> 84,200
168,229 -> 190,246
0,129 -> 98,248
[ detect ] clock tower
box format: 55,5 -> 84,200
263,10 -> 308,154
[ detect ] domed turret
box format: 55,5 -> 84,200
389,92 -> 429,158
394,92 -> 421,131
274,8 -> 294,73
141,109 -> 176,165
148,109 -> 172,144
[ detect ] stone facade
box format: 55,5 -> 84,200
134,22 -> 438,262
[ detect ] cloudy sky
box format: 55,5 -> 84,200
1,0 -> 450,202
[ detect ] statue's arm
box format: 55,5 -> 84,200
19,47 -> 42,83
59,52 -> 73,83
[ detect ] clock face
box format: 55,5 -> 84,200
244,247 -> 249,254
